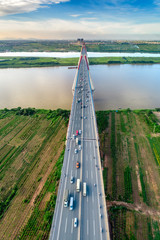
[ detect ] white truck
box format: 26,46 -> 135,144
76,137 -> 79,145
70,196 -> 74,210
76,179 -> 81,192
64,189 -> 69,207
83,182 -> 87,196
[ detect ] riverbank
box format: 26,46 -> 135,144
1,40 -> 160,53
1,56 -> 160,68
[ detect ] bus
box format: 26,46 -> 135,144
83,182 -> 87,197
76,179 -> 81,192
70,196 -> 74,210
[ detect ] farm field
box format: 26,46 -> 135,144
97,110 -> 160,240
0,108 -> 160,239
1,40 -> 160,53
0,108 -> 69,240
1,56 -> 160,69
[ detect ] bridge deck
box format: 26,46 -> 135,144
49,44 -> 110,240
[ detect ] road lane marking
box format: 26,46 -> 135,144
87,219 -> 89,236
74,191 -> 76,199
92,192 -> 94,203
71,219 -> 73,234
65,218 -> 68,233
93,220 -> 96,236
86,170 -> 88,179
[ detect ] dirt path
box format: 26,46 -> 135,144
107,201 -> 160,221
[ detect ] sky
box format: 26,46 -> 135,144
0,0 -> 160,40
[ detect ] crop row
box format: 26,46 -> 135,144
19,150 -> 65,239
124,166 -> 133,203
111,112 -> 117,199
148,137 -> 160,167
134,142 -> 149,205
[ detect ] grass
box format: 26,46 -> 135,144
19,150 -> 65,239
124,166 -> 133,203
0,107 -> 68,239
96,111 -> 109,134
111,112 -> 117,199
0,108 -> 160,240
103,167 -> 108,193
148,137 -> 160,167
1,40 -> 160,53
98,109 -> 160,240
1,56 -> 160,68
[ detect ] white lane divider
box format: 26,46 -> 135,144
87,219 -> 89,236
92,191 -> 94,203
71,219 -> 73,234
93,220 -> 96,236
65,218 -> 68,233
91,171 -> 93,179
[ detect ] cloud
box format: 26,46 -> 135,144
80,18 -> 97,21
0,0 -> 69,16
70,14 -> 82,17
0,18 -> 160,40
154,0 -> 160,6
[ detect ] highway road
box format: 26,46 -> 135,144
49,44 -> 110,240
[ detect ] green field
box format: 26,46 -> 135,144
0,108 -> 160,239
97,109 -> 160,240
0,108 -> 69,239
1,40 -> 160,53
1,56 -> 160,68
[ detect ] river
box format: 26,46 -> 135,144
1,52 -> 160,58
0,64 -> 160,110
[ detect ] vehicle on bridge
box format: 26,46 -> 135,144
74,218 -> 78,228
76,137 -> 79,145
79,129 -> 82,135
76,162 -> 80,168
64,189 -> 69,207
76,179 -> 81,192
75,149 -> 78,154
83,182 -> 87,197
70,176 -> 74,184
70,196 -> 74,210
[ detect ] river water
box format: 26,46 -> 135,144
1,52 -> 160,58
0,64 -> 160,110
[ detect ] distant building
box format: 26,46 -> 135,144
77,38 -> 84,44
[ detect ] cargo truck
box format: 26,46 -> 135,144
76,137 -> 79,145
83,182 -> 87,196
70,196 -> 74,210
64,189 -> 69,207
76,179 -> 81,192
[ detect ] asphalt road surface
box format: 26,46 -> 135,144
49,44 -> 110,240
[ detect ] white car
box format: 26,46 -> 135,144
70,176 -> 74,184
79,129 -> 82,135
74,218 -> 78,227
75,149 -> 78,154
79,145 -> 82,150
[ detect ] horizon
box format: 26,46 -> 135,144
0,1 -> 160,40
